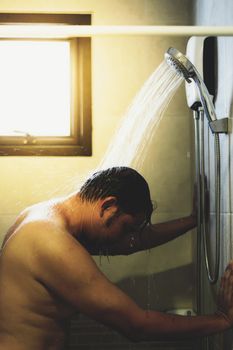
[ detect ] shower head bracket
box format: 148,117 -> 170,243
209,117 -> 229,133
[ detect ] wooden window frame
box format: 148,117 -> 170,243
0,13 -> 92,156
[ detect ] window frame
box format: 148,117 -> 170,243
0,13 -> 92,156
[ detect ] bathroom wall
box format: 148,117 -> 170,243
194,1 -> 233,349
0,1 -> 196,349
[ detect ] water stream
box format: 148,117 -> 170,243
98,60 -> 183,171
97,60 -> 184,311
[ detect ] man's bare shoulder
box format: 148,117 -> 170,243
2,216 -> 74,256
0,211 -> 89,296
1,199 -> 66,250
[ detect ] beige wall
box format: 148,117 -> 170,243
0,0 -> 195,312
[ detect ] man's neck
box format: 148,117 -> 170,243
57,194 -> 96,240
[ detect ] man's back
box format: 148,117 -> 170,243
0,203 -> 74,350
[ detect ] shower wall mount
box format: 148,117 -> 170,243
209,117 -> 228,134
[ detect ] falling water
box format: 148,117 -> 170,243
98,60 -> 183,171
96,60 -> 184,315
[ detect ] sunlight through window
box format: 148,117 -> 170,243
0,40 -> 71,136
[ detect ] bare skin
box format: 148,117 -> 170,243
0,193 -> 232,350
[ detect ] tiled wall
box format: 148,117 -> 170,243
194,1 -> 233,349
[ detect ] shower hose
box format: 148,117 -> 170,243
195,107 -> 220,285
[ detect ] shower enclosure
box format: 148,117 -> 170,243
1,19 -> 230,350
165,37 -> 232,350
69,30 -> 233,350
67,28 -> 232,350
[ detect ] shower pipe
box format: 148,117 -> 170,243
193,109 -> 202,311
0,25 -> 232,38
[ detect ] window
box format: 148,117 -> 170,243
0,14 -> 91,156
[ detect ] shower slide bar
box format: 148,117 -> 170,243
0,25 -> 232,38
194,107 -> 220,287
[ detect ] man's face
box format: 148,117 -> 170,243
103,211 -> 146,244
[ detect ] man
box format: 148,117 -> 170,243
0,166 -> 232,350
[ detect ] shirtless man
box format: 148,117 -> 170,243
0,166 -> 232,350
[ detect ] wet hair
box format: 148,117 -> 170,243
79,167 -> 153,223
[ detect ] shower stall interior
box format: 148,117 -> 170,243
68,32 -> 232,350
165,37 -> 231,350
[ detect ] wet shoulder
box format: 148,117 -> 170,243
1,200 -> 61,250
1,208 -> 29,250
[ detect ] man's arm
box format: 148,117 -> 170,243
139,214 -> 196,248
31,225 -> 232,341
108,214 -> 196,256
108,188 -> 198,255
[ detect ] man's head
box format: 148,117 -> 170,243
79,167 -> 153,226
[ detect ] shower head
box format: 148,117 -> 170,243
165,47 -> 217,124
165,47 -> 195,83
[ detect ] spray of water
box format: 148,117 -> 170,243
95,61 -> 184,308
98,60 -> 183,171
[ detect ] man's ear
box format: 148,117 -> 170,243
100,196 -> 118,217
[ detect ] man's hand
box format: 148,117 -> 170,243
217,260 -> 233,326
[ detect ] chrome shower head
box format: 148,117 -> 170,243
165,47 -> 196,84
165,47 -> 217,124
